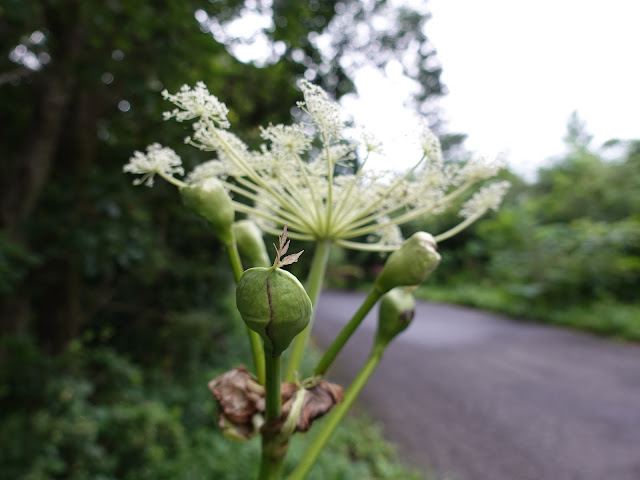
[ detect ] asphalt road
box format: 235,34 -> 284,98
311,290 -> 640,480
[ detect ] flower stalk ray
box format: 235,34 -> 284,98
124,80 -> 510,252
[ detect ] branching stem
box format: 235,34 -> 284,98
288,347 -> 384,480
314,288 -> 382,375
283,240 -> 331,382
226,240 -> 265,385
259,355 -> 285,480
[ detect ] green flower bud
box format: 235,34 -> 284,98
180,178 -> 234,244
375,287 -> 416,349
374,232 -> 441,293
236,267 -> 312,356
233,220 -> 270,267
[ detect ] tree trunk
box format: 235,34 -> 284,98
0,3 -> 81,343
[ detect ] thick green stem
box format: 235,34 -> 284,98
284,240 -> 331,382
226,241 -> 266,385
259,355 -> 285,480
259,438 -> 287,480
313,288 -> 383,375
288,347 -> 384,480
264,355 -> 282,421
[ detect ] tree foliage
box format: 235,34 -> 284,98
480,125 -> 640,306
0,0 -> 445,352
418,118 -> 640,338
1,1 -> 444,474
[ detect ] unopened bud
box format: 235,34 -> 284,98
375,287 -> 416,349
233,220 -> 270,267
236,267 -> 312,356
180,178 -> 234,244
374,232 -> 440,293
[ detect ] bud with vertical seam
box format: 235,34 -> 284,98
236,267 -> 312,356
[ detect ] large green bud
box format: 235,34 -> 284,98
180,178 -> 234,244
375,232 -> 441,293
375,287 -> 416,350
236,267 -> 312,356
233,220 -> 270,267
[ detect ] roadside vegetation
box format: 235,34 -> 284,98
0,297 -> 421,479
2,1 -> 637,478
412,118 -> 640,341
326,116 -> 639,341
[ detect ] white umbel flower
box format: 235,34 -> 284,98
460,180 -> 511,219
297,80 -> 342,140
186,160 -> 228,183
123,143 -> 184,187
420,124 -> 443,164
456,155 -> 504,184
126,81 -> 508,252
162,82 -> 230,128
260,124 -> 312,155
361,129 -> 384,154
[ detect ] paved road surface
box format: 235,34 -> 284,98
311,290 -> 640,480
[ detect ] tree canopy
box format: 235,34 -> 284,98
0,0 -> 446,351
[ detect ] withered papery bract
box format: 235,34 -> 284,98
209,367 -> 343,438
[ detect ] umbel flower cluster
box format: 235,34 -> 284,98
124,80 -> 509,251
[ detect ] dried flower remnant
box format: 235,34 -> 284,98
271,224 -> 304,268
263,379 -> 344,434
208,367 -> 343,439
125,81 -> 510,253
208,366 -> 265,440
281,379 -> 344,433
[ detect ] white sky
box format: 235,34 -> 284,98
343,0 -> 640,178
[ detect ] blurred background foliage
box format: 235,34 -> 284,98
1,0 -> 638,478
409,117 -> 640,340
0,0 -> 439,478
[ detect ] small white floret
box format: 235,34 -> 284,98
459,180 -> 511,219
162,82 -> 230,128
123,143 -> 184,187
297,80 -> 342,140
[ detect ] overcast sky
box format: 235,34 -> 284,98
343,0 -> 640,178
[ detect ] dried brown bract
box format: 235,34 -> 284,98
208,366 -> 265,440
280,379 -> 344,432
209,368 -> 343,438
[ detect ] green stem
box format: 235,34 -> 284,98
259,354 -> 285,480
248,332 -> 267,386
264,355 -> 282,421
434,211 -> 483,243
288,348 -> 384,480
334,238 -> 398,252
226,241 -> 245,282
284,240 -> 331,382
226,241 -> 266,385
259,438 -> 287,480
330,153 -> 369,225
313,288 -> 383,375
